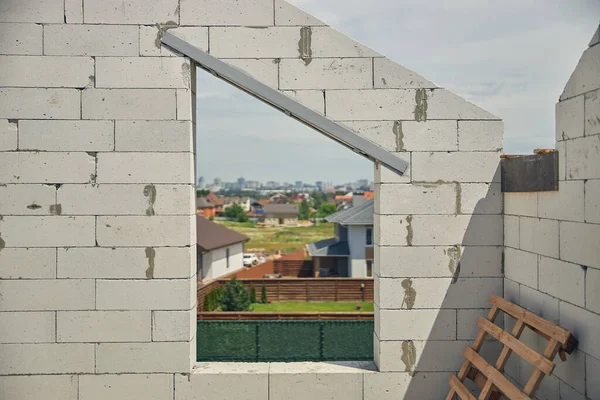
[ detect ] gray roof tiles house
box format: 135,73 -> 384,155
307,238 -> 350,257
326,199 -> 373,226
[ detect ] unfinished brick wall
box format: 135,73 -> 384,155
503,30 -> 600,399
0,1 -> 503,399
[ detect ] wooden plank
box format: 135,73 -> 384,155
463,347 -> 530,400
448,374 -> 477,400
523,339 -> 560,396
477,317 -> 555,375
489,295 -> 572,345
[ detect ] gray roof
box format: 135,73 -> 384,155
307,238 -> 350,257
326,199 -> 373,226
263,203 -> 299,216
196,198 -> 214,208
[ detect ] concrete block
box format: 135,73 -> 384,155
560,45 -> 600,101
80,374 -> 173,400
377,183 -> 457,215
282,90 -> 325,114
341,121 -> 397,152
0,343 -> 94,374
560,301 -> 600,359
210,27 -> 300,58
504,215 -> 519,249
19,120 -> 114,151
96,216 -> 193,247
458,120 -> 503,151
556,95 -> 585,140
0,152 -> 95,184
585,179 -> 600,223
538,256 -> 585,307
0,216 -> 95,247
520,217 -> 559,259
556,140 -> 566,180
0,279 -> 95,311
58,247 -> 193,279
223,59 -> 279,88
377,246 -> 455,278
0,375 -> 77,400
504,192 -> 538,217
82,89 -> 176,120
269,365 -> 363,400
378,277 -> 501,309
412,151 -> 501,183
585,89 -> 600,136
96,57 -> 190,89
457,309 -> 496,340
504,248 -> 538,289
65,0 -> 83,23
520,285 -> 559,324
0,88 -> 80,119
0,55 -> 93,88
377,309 -> 456,340
558,382 -> 585,400
57,184 -> 194,216
553,348 -> 586,394
374,160 -> 411,184
97,153 -> 193,184
587,355 -> 600,399
83,0 -> 179,24
460,183 -> 502,215
0,23 -> 43,55
364,372 -> 449,400
326,89 -> 415,120
560,221 -> 600,269
176,364 -> 269,400
538,180 -> 585,222
153,309 -> 194,341
0,119 -> 18,150
0,248 -> 56,279
310,27 -> 381,58
177,89 -> 193,120
398,120 -> 458,152
275,0 -> 326,26
96,279 -> 193,310
141,26 -> 208,57
44,24 -> 139,56
96,342 -> 192,373
458,246 -> 503,278
0,312 -> 55,343
115,121 -> 192,152
280,58 -> 373,90
504,278 -> 520,304
181,0 -> 273,26
0,184 -> 56,216
374,57 -> 437,89
409,215 -> 503,246
0,0 -> 63,23
566,135 -> 600,179
587,267 -> 600,314
427,89 -> 498,120
57,311 -> 151,342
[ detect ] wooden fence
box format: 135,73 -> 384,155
273,259 -> 313,277
197,312 -> 374,320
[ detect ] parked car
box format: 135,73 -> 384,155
258,257 -> 267,264
243,253 -> 258,267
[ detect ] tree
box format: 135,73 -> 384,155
218,279 -> 251,311
223,203 -> 249,223
298,199 -> 310,220
196,189 -> 209,197
316,203 -> 337,218
249,287 -> 257,304
310,191 -> 325,209
261,285 -> 268,304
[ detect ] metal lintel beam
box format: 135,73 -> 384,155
161,32 -> 409,175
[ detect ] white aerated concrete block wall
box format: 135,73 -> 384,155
0,0 -> 503,399
504,31 -> 600,399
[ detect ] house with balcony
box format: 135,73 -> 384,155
307,198 -> 374,278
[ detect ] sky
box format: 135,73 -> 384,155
196,1 -> 600,184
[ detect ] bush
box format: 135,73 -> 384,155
249,287 -> 257,304
202,287 -> 224,311
261,285 -> 268,304
218,278 -> 251,311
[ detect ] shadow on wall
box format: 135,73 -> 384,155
376,165 -> 508,398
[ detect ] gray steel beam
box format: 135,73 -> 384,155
162,32 -> 409,175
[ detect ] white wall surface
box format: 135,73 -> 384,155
348,225 -> 369,278
201,242 -> 244,280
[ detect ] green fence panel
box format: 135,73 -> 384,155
197,320 -> 374,362
321,321 -> 373,361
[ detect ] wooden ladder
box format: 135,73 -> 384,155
446,295 -> 577,400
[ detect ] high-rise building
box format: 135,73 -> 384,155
237,177 -> 246,189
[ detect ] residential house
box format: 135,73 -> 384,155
196,197 -> 216,218
262,203 -> 299,226
269,193 -> 288,204
223,196 -> 251,212
196,216 -> 249,280
307,199 -> 374,278
205,192 -> 225,216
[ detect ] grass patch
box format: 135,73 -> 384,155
216,221 -> 334,252
250,302 -> 374,312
